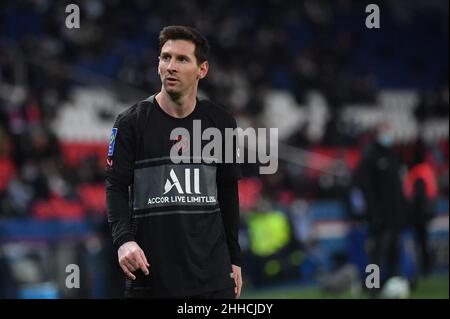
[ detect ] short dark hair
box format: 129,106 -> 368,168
159,25 -> 209,65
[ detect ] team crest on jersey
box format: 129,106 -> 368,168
108,128 -> 118,157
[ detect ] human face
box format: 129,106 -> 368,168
158,39 -> 208,98
377,123 -> 394,148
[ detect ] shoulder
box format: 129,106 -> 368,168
198,97 -> 237,127
114,97 -> 154,127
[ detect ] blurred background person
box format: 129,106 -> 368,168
353,123 -> 407,291
404,137 -> 438,277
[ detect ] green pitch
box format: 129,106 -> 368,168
242,273 -> 449,299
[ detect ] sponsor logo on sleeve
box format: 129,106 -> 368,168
108,128 -> 118,157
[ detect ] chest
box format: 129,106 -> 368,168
136,111 -> 221,161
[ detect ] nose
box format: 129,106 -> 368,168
167,58 -> 177,73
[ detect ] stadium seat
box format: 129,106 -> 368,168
0,157 -> 16,192
32,196 -> 84,220
59,142 -> 107,167
77,184 -> 106,215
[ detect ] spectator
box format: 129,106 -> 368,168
404,138 -> 438,276
354,123 -> 407,293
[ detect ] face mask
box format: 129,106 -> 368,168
378,133 -> 394,147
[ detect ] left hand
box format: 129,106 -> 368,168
231,264 -> 242,298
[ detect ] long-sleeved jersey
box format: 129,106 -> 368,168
105,95 -> 241,298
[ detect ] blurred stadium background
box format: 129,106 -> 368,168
0,0 -> 448,299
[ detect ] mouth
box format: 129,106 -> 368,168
166,77 -> 179,84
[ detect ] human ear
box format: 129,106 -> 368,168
198,61 -> 209,79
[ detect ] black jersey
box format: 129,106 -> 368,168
105,95 -> 241,298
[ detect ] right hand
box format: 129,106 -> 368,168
118,241 -> 150,280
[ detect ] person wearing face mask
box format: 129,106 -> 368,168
353,122 -> 407,295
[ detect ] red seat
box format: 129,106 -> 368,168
60,142 -> 108,167
33,201 -> 54,219
33,195 -> 85,220
0,157 -> 16,192
78,184 -> 106,215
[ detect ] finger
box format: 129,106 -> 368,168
237,274 -> 243,288
126,256 -> 139,271
141,249 -> 150,267
120,263 -> 136,280
139,260 -> 149,275
131,250 -> 148,275
231,272 -> 237,296
139,249 -> 150,269
236,275 -> 242,299
123,258 -> 138,272
135,253 -> 149,275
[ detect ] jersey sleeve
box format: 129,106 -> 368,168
105,111 -> 137,250
216,115 -> 242,184
216,114 -> 242,266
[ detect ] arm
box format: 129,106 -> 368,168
217,181 -> 241,266
105,114 -> 135,250
217,114 -> 243,298
105,112 -> 148,279
217,179 -> 243,298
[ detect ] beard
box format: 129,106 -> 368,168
164,85 -> 183,100
163,78 -> 184,99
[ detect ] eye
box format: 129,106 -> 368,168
160,55 -> 170,62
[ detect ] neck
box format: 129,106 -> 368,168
156,87 -> 197,118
